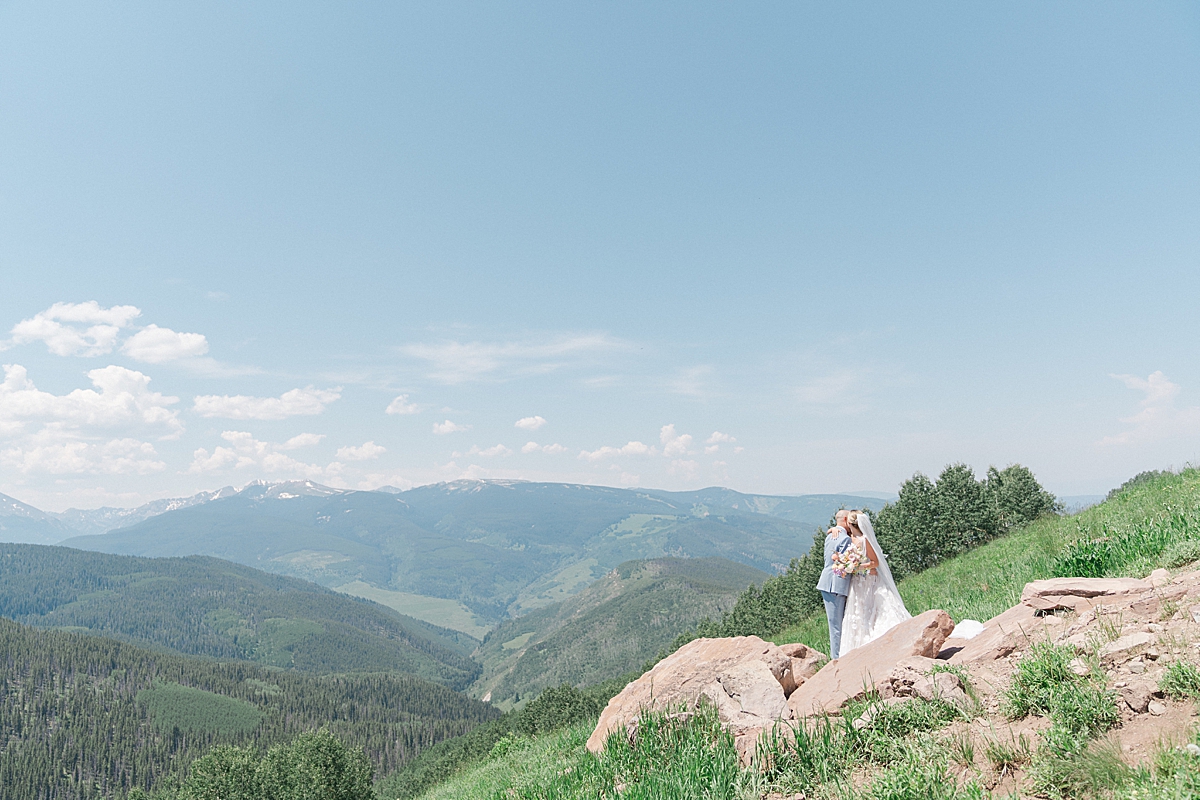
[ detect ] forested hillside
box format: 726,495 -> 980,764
0,544 -> 479,689
0,618 -> 499,800
473,557 -> 769,707
61,481 -> 871,631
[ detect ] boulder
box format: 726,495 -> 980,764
777,643 -> 827,695
585,636 -> 792,753
1100,631 -> 1155,662
1022,578 -> 1152,604
946,602 -> 1041,664
1120,679 -> 1158,714
787,610 -> 955,717
1149,568 -> 1171,588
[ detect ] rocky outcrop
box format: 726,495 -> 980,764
585,636 -> 794,754
786,610 -> 955,717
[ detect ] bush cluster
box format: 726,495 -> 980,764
134,729 -> 374,800
875,463 -> 1060,579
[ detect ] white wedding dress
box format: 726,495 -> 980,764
840,516 -> 911,656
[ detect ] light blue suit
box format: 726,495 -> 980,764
816,526 -> 853,660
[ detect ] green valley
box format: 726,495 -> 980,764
0,543 -> 480,688
473,557 -> 771,707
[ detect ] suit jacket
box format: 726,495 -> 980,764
815,526 -> 853,596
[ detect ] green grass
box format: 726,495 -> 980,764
1159,660 -> 1200,700
334,581 -> 492,639
136,682 -> 263,735
777,469 -> 1200,651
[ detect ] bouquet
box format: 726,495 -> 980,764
831,544 -> 864,578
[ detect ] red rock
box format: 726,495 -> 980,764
786,610 -> 955,717
585,636 -> 792,753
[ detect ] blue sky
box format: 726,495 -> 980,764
1,2 -> 1198,511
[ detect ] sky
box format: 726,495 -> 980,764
1,3 -> 1198,512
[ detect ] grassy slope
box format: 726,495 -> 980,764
415,470 -> 1200,799
473,557 -> 770,707
774,469 -> 1200,652
0,543 -> 480,688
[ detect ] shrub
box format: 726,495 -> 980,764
1159,660 -> 1200,700
177,730 -> 373,800
863,752 -> 987,800
1108,470 -> 1172,501
1005,641 -> 1118,739
1163,539 -> 1200,569
514,684 -> 604,737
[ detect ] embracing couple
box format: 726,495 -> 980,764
816,509 -> 911,660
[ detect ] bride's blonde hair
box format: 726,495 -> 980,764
845,510 -> 863,532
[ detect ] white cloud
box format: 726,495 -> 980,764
669,459 -> 699,478
1099,371 -> 1200,446
704,445 -> 720,455
190,430 -> 328,478
793,369 -> 871,414
281,433 -> 325,450
578,441 -> 655,462
521,441 -> 566,454
121,324 -> 209,363
193,386 -> 341,420
337,441 -> 387,461
463,443 -> 511,457
1,436 -> 165,475
667,365 -> 713,397
401,334 -> 625,384
432,419 -> 469,435
0,363 -> 182,438
706,431 -> 736,445
6,302 -> 141,356
515,415 -> 547,430
385,394 -> 420,415
660,424 -> 694,458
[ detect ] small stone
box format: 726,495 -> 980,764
1115,681 -> 1129,688
1149,623 -> 1164,633
1069,658 -> 1091,677
1148,701 -> 1167,716
1130,660 -> 1147,674
1146,649 -> 1161,661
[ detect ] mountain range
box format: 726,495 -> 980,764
2,480 -> 884,634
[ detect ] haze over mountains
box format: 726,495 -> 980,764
1,480 -> 885,635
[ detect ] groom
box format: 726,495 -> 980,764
816,509 -> 853,660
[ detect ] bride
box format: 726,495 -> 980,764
840,510 -> 911,655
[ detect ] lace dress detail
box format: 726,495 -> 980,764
840,553 -> 912,656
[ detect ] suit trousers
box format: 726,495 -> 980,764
821,590 -> 848,661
